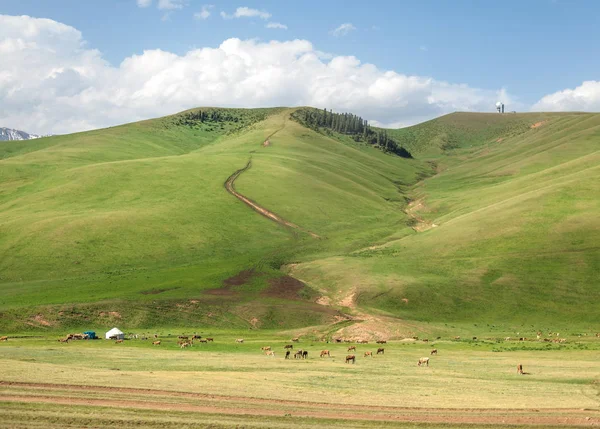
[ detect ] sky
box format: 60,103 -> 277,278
1,0 -> 600,134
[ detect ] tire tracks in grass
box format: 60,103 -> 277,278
224,121 -> 320,239
1,381 -> 599,426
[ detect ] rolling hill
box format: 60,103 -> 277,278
0,108 -> 598,335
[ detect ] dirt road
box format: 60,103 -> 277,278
224,125 -> 320,238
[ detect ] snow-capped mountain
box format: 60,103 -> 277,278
0,127 -> 45,141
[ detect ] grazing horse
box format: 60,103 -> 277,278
377,348 -> 384,355
302,351 -> 308,359
193,335 -> 202,339
335,338 -> 342,343
284,344 -> 293,349
364,351 -> 373,358
291,337 -> 299,342
472,337 -> 477,341
285,350 -> 291,359
180,342 -> 191,348
206,338 -> 214,342
430,349 -> 438,355
517,364 -> 524,375
294,351 -> 303,359
59,338 -> 69,343
235,338 -> 244,343
376,340 -> 387,344
347,346 -> 356,352
417,357 -> 429,366
0,336 -> 8,342
320,350 -> 330,358
152,341 -> 161,345
198,339 -> 208,343
345,355 -> 356,364
178,336 -> 189,340
115,339 -> 124,344
261,346 -> 271,351
265,350 -> 275,357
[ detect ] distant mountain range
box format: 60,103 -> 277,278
0,127 -> 46,141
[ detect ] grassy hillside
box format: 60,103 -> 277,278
0,107 -> 430,331
290,112 -> 600,329
0,108 -> 597,334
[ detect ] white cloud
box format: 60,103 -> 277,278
331,23 -> 356,37
137,0 -> 152,7
532,80 -> 600,112
266,22 -> 287,30
194,4 -> 213,20
221,7 -> 271,20
157,0 -> 185,10
0,14 -> 520,135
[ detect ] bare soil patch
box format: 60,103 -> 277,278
223,269 -> 256,287
262,275 -> 304,300
531,121 -> 547,129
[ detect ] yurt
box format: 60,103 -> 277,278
105,327 -> 124,340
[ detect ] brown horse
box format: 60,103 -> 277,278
261,346 -> 271,351
364,351 -> 373,357
376,340 -> 387,344
517,364 -> 524,375
320,350 -> 330,358
0,336 -> 7,342
302,351 -> 308,359
206,338 -> 214,342
284,344 -> 294,349
285,350 -> 291,359
430,349 -> 438,355
152,341 -> 161,345
291,337 -> 300,342
115,339 -> 124,344
377,348 -> 384,355
347,346 -> 356,352
345,355 -> 356,364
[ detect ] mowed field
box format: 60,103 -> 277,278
1,333 -> 599,428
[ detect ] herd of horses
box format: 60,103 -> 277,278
6,331 -> 589,374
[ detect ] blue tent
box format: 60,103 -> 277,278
83,331 -> 96,339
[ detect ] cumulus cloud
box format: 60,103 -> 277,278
331,23 -> 356,37
266,22 -> 287,30
1,14 -> 517,135
221,7 -> 271,20
194,4 -> 213,20
137,0 -> 152,7
532,81 -> 600,112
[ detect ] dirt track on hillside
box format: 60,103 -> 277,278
1,381 -> 598,426
224,123 -> 320,238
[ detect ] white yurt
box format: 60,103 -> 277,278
105,327 -> 124,340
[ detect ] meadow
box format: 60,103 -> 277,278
1,332 -> 599,428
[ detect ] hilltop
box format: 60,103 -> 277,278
0,108 -> 598,335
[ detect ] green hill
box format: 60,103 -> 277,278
0,108 -> 598,334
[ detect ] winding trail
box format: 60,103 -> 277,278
224,123 -> 320,238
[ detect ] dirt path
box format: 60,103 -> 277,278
1,381 -> 598,426
224,123 -> 320,238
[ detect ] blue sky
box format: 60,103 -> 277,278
1,0 -> 599,133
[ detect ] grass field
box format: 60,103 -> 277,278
1,334 -> 599,428
1,107 -> 599,427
